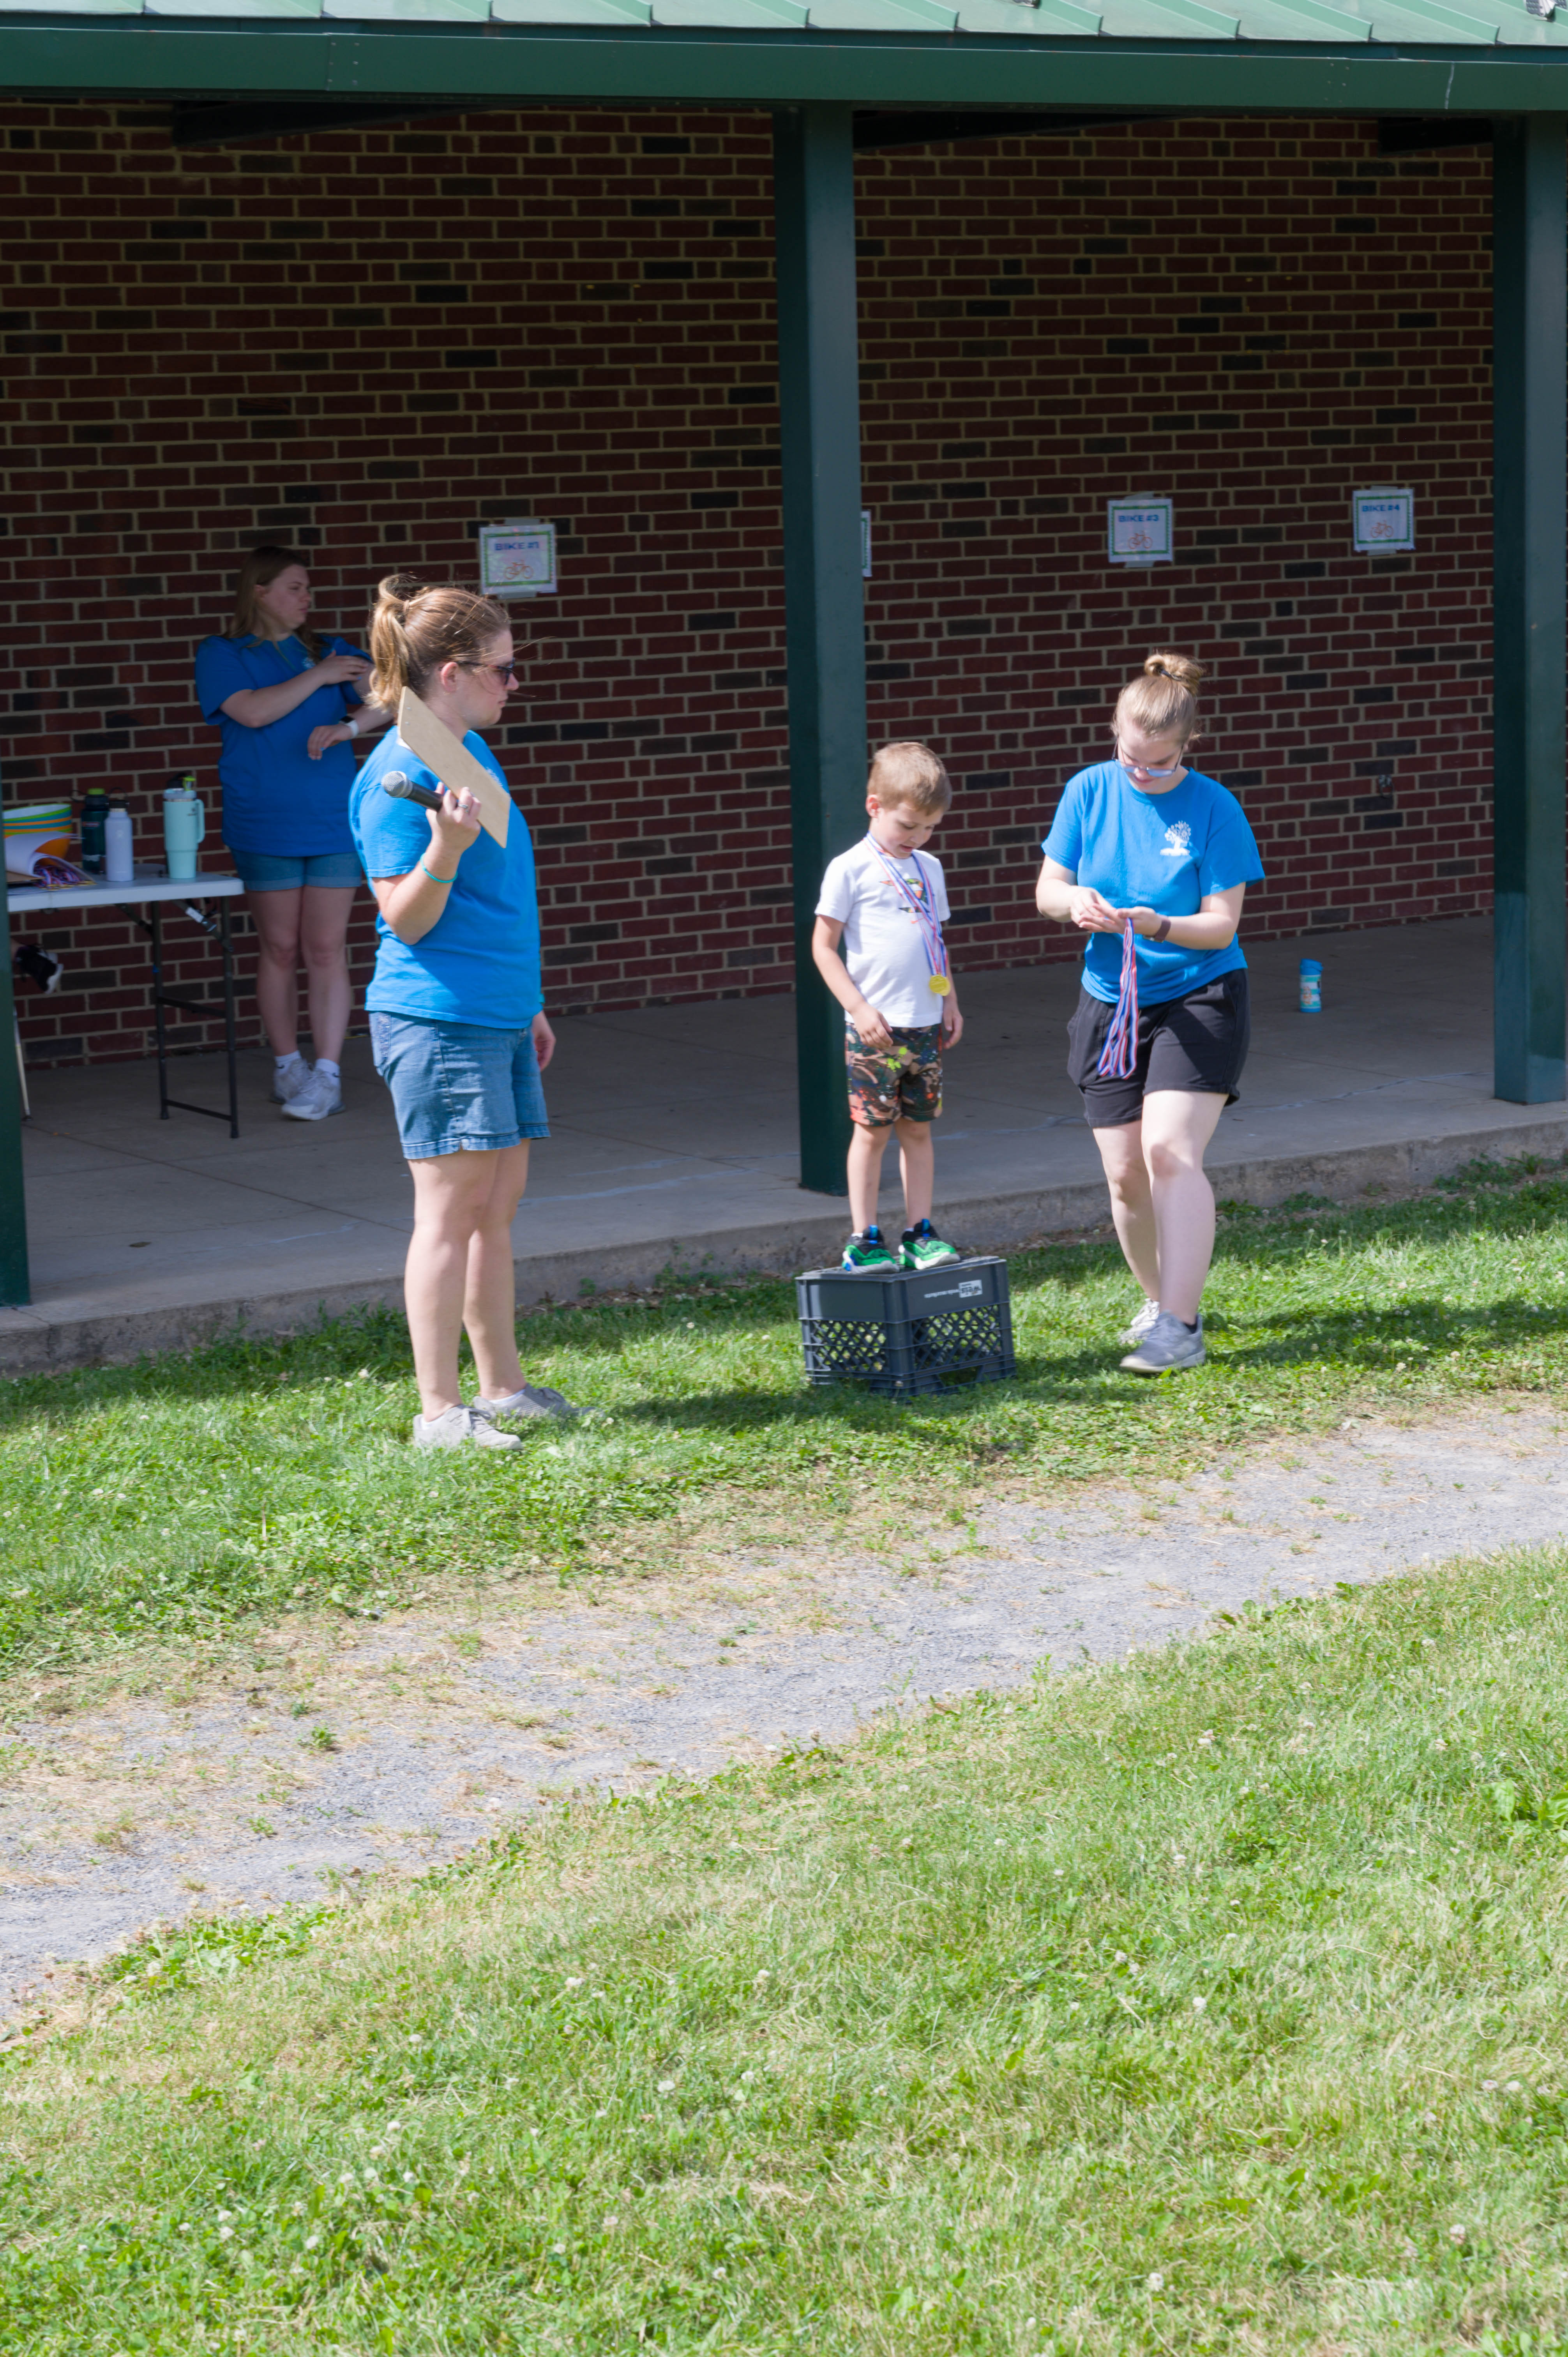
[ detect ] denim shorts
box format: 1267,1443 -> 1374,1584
369,1011 -> 550,1160
228,846 -> 365,892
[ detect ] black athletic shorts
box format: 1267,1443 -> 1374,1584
1066,970 -> 1251,1129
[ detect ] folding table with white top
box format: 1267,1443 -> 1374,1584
5,862 -> 246,1148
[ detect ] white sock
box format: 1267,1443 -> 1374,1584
274,1050 -> 304,1073
314,1059 -> 341,1081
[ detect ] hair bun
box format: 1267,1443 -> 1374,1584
1143,650 -> 1204,696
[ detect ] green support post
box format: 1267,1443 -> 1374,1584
1492,113 -> 1567,1106
773,101 -> 866,1196
0,860 -> 30,1306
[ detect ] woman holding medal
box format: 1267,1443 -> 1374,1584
1036,652 -> 1264,1375
812,740 -> 964,1272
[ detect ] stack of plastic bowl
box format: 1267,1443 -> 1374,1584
4,800 -> 74,883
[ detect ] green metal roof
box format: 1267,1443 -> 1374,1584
9,0 -> 1568,45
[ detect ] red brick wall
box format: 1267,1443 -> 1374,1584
0,98 -> 1492,1065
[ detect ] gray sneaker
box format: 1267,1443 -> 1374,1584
473,1384 -> 581,1424
1118,1297 -> 1161,1348
1120,1310 -> 1206,1375
270,1057 -> 313,1105
412,1405 -> 523,1451
281,1066 -> 343,1122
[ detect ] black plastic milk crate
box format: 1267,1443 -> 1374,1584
795,1256 -> 1015,1398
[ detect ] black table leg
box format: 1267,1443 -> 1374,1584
151,901 -> 170,1121
220,898 -> 238,1139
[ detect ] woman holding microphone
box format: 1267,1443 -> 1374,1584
1037,653 -> 1263,1375
351,575 -> 576,1452
195,546 -> 393,1121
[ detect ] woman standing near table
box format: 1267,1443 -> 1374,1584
1036,652 -> 1263,1376
351,575 -> 575,1452
195,545 -> 393,1122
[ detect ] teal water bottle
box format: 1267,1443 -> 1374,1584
1299,958 -> 1323,1013
163,774 -> 207,882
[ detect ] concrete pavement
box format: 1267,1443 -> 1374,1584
4,913 -> 1563,1373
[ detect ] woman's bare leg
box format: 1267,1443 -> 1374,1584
1091,1119 -> 1160,1303
461,1141 -> 533,1400
1139,1090 -> 1227,1324
247,887 -> 304,1058
298,885 -> 357,1065
405,1148 -> 501,1418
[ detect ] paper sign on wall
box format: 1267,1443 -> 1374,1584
862,510 -> 872,581
1353,488 -> 1415,553
478,521 -> 558,599
1108,497 -> 1173,566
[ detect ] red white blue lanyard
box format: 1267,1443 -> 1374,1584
868,837 -> 950,996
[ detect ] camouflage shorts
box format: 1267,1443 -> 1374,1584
844,1021 -> 944,1129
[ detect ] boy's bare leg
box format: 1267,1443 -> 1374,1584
895,1117 -> 935,1227
1090,1119 -> 1161,1304
847,1121 -> 895,1232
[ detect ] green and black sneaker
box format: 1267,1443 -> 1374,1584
841,1226 -> 899,1273
901,1219 -> 961,1270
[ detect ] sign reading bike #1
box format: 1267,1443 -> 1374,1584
1107,497 -> 1174,566
477,521 -> 558,599
1352,488 -> 1415,554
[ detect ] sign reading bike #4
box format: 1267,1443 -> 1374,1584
1107,497 -> 1174,566
1352,488 -> 1415,554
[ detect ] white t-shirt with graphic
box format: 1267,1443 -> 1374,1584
816,836 -> 951,1030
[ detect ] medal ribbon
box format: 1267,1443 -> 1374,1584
1096,917 -> 1140,1079
868,837 -> 950,996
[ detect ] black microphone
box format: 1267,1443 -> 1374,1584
381,769 -> 443,812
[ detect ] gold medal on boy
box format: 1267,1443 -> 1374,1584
929,975 -> 951,996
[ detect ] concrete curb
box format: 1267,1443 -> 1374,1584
4,1107 -> 1568,1377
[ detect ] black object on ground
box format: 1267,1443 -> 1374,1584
796,1255 -> 1015,1398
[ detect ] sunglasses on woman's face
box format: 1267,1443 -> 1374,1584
1116,741 -> 1184,779
460,659 -> 519,685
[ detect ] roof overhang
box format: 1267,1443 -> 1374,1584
3,3 -> 1568,112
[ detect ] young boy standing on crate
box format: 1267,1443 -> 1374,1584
812,742 -> 965,1273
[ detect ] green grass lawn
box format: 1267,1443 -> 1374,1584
5,1537 -> 1568,2352
4,1155 -> 1568,1682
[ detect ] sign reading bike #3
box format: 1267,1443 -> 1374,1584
1352,488 -> 1415,554
1107,497 -> 1174,566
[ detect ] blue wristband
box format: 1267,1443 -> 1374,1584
420,860 -> 457,885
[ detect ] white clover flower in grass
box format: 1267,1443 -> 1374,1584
1148,2270 -> 1165,2290
1193,1997 -> 1207,2012
657,2079 -> 676,2093
1448,2224 -> 1467,2244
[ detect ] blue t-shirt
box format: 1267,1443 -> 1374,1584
350,728 -> 542,1032
1042,762 -> 1264,1006
194,632 -> 368,857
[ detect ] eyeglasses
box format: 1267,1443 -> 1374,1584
460,659 -> 520,684
1116,741 -> 1185,779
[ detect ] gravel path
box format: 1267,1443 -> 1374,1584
5,1404 -> 1568,2013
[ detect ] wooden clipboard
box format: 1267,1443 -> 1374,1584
397,688 -> 511,850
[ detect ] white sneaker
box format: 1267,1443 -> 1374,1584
473,1384 -> 581,1424
281,1067 -> 343,1122
1118,1297 -> 1161,1348
270,1057 -> 313,1105
411,1405 -> 523,1452
1121,1310 -> 1206,1375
